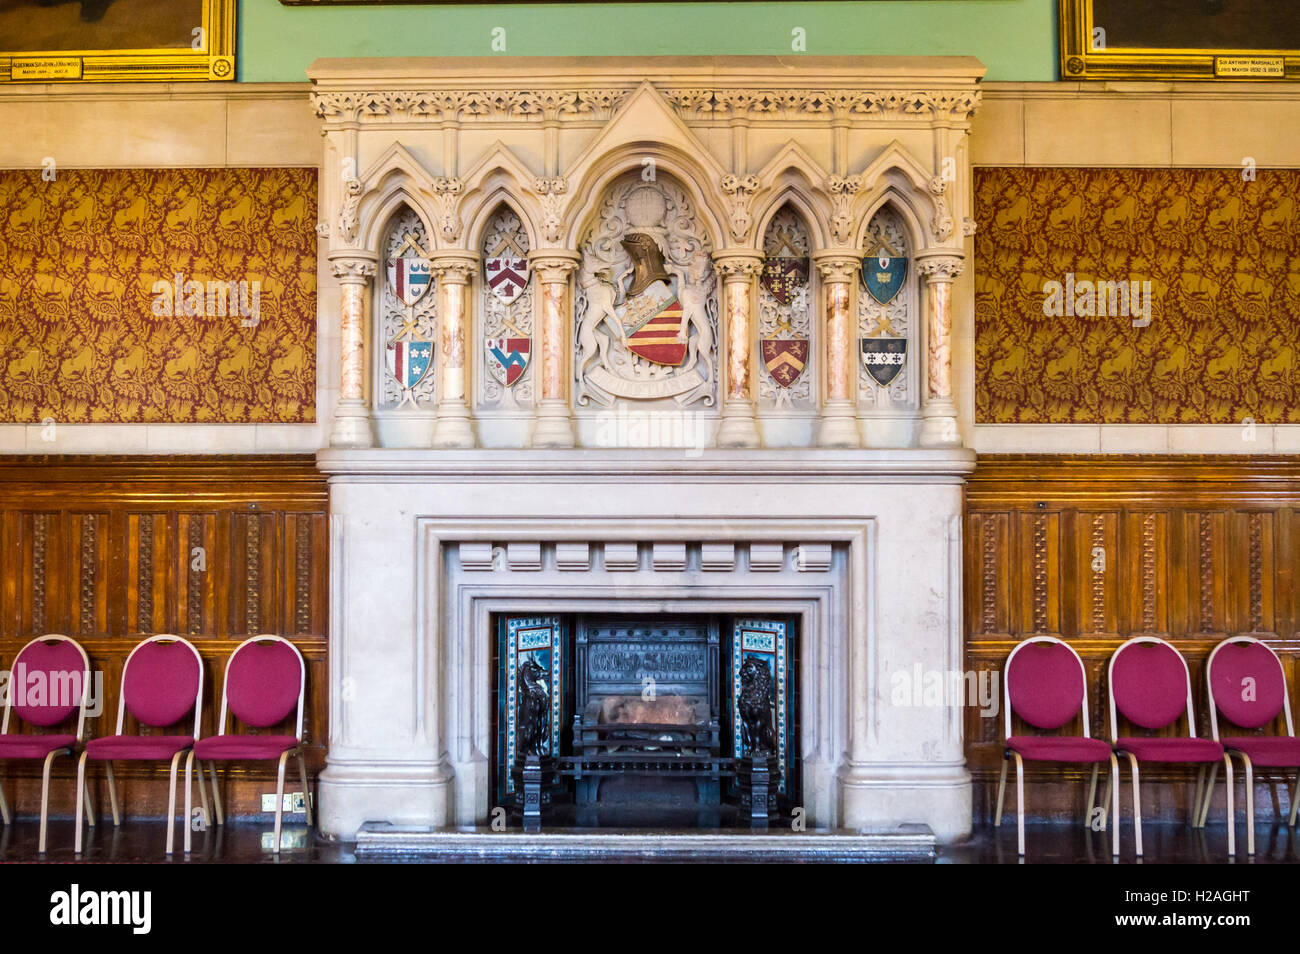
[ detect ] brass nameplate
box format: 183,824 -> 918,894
10,57 -> 83,81
1214,56 -> 1285,78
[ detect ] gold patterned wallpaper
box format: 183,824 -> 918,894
975,168 -> 1300,424
0,168 -> 317,423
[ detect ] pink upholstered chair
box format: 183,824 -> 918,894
184,635 -> 308,854
75,635 -> 203,856
1108,636 -> 1229,856
0,635 -> 94,852
1204,636 -> 1300,856
996,636 -> 1120,856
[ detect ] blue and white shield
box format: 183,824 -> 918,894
862,253 -> 907,305
385,336 -> 433,390
386,257 -> 433,307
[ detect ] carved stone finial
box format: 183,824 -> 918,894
531,176 -> 568,246
338,177 -> 363,244
928,175 -> 954,244
825,174 -> 862,246
429,176 -> 464,243
719,173 -> 761,244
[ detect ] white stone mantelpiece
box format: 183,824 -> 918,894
316,449 -> 974,842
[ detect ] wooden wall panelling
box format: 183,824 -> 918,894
0,456 -> 328,820
966,456 -> 1300,823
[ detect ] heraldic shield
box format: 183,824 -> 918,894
618,232 -> 685,367
762,338 -> 810,388
761,256 -> 810,306
486,336 -> 531,387
485,255 -> 529,304
386,335 -> 434,390
386,257 -> 433,307
860,337 -> 907,387
862,253 -> 907,305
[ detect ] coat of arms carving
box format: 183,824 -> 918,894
574,179 -> 717,408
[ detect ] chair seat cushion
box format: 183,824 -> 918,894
0,733 -> 76,759
1007,736 -> 1114,763
1116,736 -> 1224,763
1220,735 -> 1300,767
193,734 -> 299,760
85,735 -> 193,760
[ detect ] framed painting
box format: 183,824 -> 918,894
0,0 -> 235,83
1061,0 -> 1300,81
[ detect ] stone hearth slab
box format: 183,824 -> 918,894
354,822 -> 936,862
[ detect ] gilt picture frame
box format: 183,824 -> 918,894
0,0 -> 235,83
1061,0 -> 1300,81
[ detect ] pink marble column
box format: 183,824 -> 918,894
916,252 -> 964,447
714,253 -> 763,448
813,252 -> 861,447
528,251 -> 580,448
430,254 -> 478,448
328,253 -> 378,448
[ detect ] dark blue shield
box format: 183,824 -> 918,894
862,253 -> 907,305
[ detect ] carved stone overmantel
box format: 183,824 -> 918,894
309,55 -> 983,452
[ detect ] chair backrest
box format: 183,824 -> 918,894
116,635 -> 203,737
218,635 -> 305,739
1108,636 -> 1196,740
2,635 -> 92,740
1206,636 -> 1293,738
1004,636 -> 1091,740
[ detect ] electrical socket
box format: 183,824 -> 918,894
260,792 -> 303,812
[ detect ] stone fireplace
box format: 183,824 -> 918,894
309,55 -> 982,844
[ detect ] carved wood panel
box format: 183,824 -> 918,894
0,456 -> 327,817
966,456 -> 1300,818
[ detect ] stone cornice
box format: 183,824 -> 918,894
308,56 -> 985,125
312,86 -> 983,125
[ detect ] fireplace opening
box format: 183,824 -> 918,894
492,613 -> 800,828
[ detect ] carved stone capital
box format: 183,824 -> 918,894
329,252 -> 378,283
812,251 -> 860,284
430,252 -> 478,284
712,250 -> 764,281
719,173 -> 762,244
915,252 -> 965,282
528,248 -> 580,283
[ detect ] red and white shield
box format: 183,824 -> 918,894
386,257 -> 432,306
485,257 -> 530,304
486,337 -> 531,387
